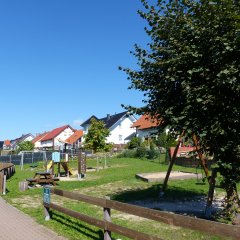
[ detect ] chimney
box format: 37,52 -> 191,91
107,114 -> 111,120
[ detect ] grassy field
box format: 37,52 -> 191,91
2,155 -> 230,240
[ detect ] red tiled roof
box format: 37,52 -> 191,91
32,132 -> 49,144
4,140 -> 11,146
65,130 -> 83,145
169,147 -> 196,158
41,125 -> 73,142
131,114 -> 160,130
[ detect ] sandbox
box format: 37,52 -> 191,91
136,171 -> 201,182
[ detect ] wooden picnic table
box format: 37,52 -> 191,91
26,171 -> 59,186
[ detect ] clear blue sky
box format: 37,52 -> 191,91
0,0 -> 150,140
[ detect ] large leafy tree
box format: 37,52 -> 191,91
84,118 -> 110,153
122,0 -> 240,221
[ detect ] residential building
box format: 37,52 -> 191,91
40,125 -> 75,150
10,133 -> 34,150
65,130 -> 83,150
32,132 -> 49,150
81,111 -> 137,146
131,114 -> 162,141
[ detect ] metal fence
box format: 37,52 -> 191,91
0,151 -> 67,166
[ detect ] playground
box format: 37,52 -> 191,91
1,153 -> 237,240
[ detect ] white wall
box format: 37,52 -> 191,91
106,116 -> 135,144
41,140 -> 53,148
40,127 -> 75,149
136,128 -> 159,141
54,127 -> 75,150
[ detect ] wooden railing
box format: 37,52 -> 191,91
43,189 -> 240,240
0,163 -> 15,195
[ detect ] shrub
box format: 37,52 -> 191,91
146,149 -> 160,160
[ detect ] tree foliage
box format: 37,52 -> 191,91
122,0 -> 240,220
17,141 -> 34,153
84,118 -> 110,153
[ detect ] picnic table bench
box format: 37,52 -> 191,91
26,172 -> 59,186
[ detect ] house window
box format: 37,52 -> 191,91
119,135 -> 122,141
119,122 -> 122,129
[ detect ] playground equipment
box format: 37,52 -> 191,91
161,132 -> 216,217
46,153 -> 74,177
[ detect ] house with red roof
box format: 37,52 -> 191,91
65,130 -> 83,150
32,132 -> 49,149
3,140 -> 11,150
131,114 -> 163,141
40,125 -> 75,150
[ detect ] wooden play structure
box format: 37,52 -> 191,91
161,132 -> 216,216
46,152 -> 74,177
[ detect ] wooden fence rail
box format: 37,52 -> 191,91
43,188 -> 240,240
0,163 -> 15,195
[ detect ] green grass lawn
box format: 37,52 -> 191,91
2,156 -> 230,240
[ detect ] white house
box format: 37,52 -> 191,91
40,125 -> 75,150
81,111 -> 137,146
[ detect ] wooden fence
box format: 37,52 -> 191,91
43,188 -> 240,240
0,163 -> 15,195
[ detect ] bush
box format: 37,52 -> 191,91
136,146 -> 147,158
146,149 -> 160,160
117,149 -> 137,158
126,137 -> 142,149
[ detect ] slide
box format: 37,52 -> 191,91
61,162 -> 73,175
46,160 -> 53,171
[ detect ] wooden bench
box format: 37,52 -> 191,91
26,172 -> 59,186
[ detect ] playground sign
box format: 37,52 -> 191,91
52,152 -> 60,163
43,187 -> 51,204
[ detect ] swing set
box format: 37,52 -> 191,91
161,131 -> 217,216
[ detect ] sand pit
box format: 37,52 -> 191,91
136,171 -> 201,182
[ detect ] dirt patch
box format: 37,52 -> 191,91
128,195 -> 224,218
73,181 -> 146,198
11,195 -> 42,209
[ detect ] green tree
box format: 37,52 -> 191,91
122,0 -> 240,221
84,118 -> 110,153
17,141 -> 34,153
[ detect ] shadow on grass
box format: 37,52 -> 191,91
111,184 -> 206,202
51,211 -> 104,240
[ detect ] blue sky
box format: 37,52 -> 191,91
0,0 -> 150,140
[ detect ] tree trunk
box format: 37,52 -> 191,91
224,182 -> 240,225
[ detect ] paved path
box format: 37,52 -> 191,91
0,197 -> 66,240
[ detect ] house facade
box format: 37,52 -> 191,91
65,130 -> 83,150
81,111 -> 137,145
10,134 -> 34,150
131,114 -> 161,141
40,125 -> 75,150
32,132 -> 49,149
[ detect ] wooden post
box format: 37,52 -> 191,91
104,154 -> 107,169
58,162 -> 60,177
192,134 -> 209,179
103,197 -> 111,240
65,154 -> 69,177
0,171 -> 3,194
205,168 -> 217,218
2,175 -> 6,195
97,157 -> 99,172
78,150 -> 82,179
160,132 -> 184,195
